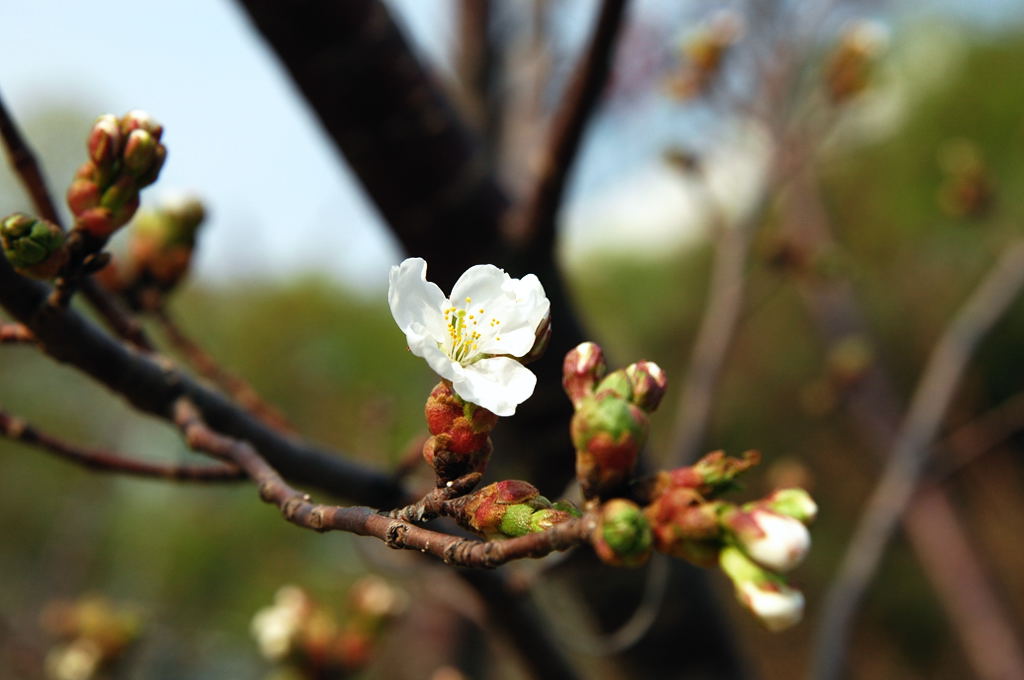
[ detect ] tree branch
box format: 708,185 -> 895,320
813,242 -> 1024,680
173,397 -> 594,568
152,307 -> 294,433
0,407 -> 244,481
0,254 -> 405,506
510,0 -> 629,254
233,0 -> 509,290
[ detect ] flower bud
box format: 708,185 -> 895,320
1,213 -> 67,278
691,449 -> 761,494
571,394 -> 648,500
87,114 -> 122,169
122,129 -> 157,176
251,586 -> 310,661
74,207 -> 115,239
721,507 -> 810,573
460,480 -> 546,539
592,499 -> 652,567
528,507 -> 574,533
594,369 -> 632,401
67,178 -> 102,215
100,175 -> 139,213
127,196 -> 206,291
498,503 -> 536,537
757,488 -> 817,525
562,342 -> 606,408
120,109 -> 164,140
624,360 -> 668,412
719,545 -> 804,632
424,381 -> 497,454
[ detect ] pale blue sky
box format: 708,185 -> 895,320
0,1 -> 1019,292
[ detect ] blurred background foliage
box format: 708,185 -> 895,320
2,8 -> 1024,680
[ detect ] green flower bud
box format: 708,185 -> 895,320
123,129 -> 157,176
571,394 -> 647,500
461,480 -> 544,539
100,175 -> 139,213
594,369 -> 633,401
499,504 -> 535,537
562,342 -> 607,408
1,213 -> 67,278
755,488 -> 817,525
719,545 -> 804,632
528,507 -> 574,533
625,360 -> 668,412
592,499 -> 652,567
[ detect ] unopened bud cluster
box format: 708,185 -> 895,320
644,450 -> 817,630
563,342 -> 667,501
422,380 -> 499,484
1,213 -> 67,278
98,196 -> 206,305
67,111 -> 167,240
457,480 -> 580,540
251,578 -> 405,677
41,596 -> 141,680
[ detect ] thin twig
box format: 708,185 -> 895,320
510,0 -> 629,252
0,322 -> 33,344
666,189 -> 768,467
0,89 -> 61,224
937,390 -> 1024,480
813,242 -> 1024,680
172,397 -> 594,568
783,163 -> 1024,680
153,306 -> 294,433
0,407 -> 244,481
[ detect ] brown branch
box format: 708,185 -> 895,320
388,472 -> 483,523
0,89 -> 61,223
813,242 -> 1024,680
173,397 -> 594,568
666,188 -> 771,467
937,390 -> 1024,479
0,322 -> 33,344
0,253 -> 405,506
510,0 -> 629,253
234,0 -> 509,290
0,407 -> 244,481
152,307 -> 294,433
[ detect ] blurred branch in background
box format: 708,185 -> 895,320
813,241 -> 1024,680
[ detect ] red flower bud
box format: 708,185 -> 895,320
625,360 -> 668,412
562,342 -> 606,408
571,394 -> 648,500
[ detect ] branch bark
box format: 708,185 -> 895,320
0,254 -> 405,506
0,408 -> 244,481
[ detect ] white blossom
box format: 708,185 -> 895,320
739,509 -> 811,573
388,257 -> 550,416
736,580 -> 805,632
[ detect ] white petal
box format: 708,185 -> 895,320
743,511 -> 810,573
450,356 -> 537,416
388,258 -> 448,341
477,274 -> 551,357
408,330 -> 460,382
739,582 -> 804,632
449,264 -> 511,309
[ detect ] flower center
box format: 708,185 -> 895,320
444,297 -> 501,364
